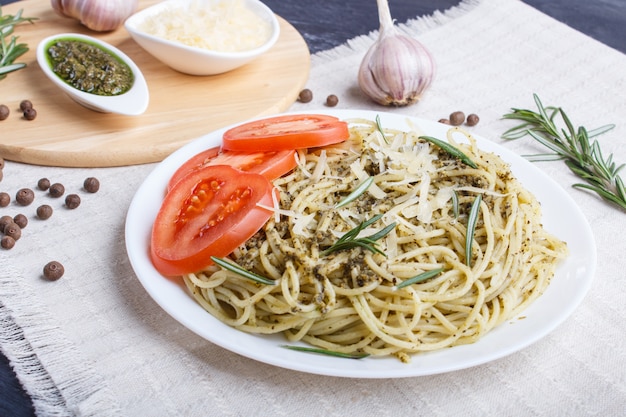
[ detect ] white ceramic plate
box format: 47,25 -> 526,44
125,110 -> 596,378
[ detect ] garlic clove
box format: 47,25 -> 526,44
51,0 -> 84,20
50,0 -> 66,16
358,32 -> 434,106
78,0 -> 131,32
50,0 -> 138,32
357,0 -> 435,106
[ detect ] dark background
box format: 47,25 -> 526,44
267,0 -> 626,54
2,0 -> 626,54
1,0 -> 625,415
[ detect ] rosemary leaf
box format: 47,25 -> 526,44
587,124 -> 615,138
465,194 -> 482,267
375,114 -> 389,144
394,267 -> 444,290
334,176 -> 374,208
572,183 -> 625,207
322,240 -> 386,256
451,190 -> 459,219
1,8 -> 37,33
526,129 -> 570,157
368,222 -> 396,241
359,213 -> 384,228
617,176 -> 626,202
419,135 -> 478,169
320,215 -> 396,257
210,256 -> 276,285
0,8 -> 37,81
502,94 -> 626,211
0,62 -> 24,76
336,213 -> 383,244
281,345 -> 370,359
524,153 -> 566,162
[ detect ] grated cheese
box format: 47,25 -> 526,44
139,0 -> 273,52
349,160 -> 386,199
310,150 -> 327,183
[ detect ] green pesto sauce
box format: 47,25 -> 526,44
46,39 -> 134,96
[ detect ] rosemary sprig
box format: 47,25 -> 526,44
334,176 -> 374,208
281,345 -> 370,359
210,256 -> 276,285
394,267 -> 444,290
502,94 -> 626,211
375,114 -> 389,144
465,194 -> 482,267
419,136 -> 478,169
0,8 -> 37,80
451,190 -> 460,219
320,214 -> 396,257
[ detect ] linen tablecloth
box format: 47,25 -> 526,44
2,0 -> 626,415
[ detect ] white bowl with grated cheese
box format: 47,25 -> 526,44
124,0 -> 280,75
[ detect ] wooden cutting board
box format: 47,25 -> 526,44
0,0 -> 310,167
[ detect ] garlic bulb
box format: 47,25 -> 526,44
358,0 -> 434,106
51,0 -> 138,32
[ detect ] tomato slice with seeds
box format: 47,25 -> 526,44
167,147 -> 298,191
222,114 -> 350,152
151,165 -> 275,276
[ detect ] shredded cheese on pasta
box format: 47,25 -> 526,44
183,118 -> 568,362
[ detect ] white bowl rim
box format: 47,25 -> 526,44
124,0 -> 281,59
36,33 -> 150,116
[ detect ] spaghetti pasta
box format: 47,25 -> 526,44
183,118 -> 568,362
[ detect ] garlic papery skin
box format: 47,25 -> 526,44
51,0 -> 139,32
358,0 -> 434,106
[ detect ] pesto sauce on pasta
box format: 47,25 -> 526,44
184,118 -> 568,363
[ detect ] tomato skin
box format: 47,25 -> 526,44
222,114 -> 350,152
167,147 -> 298,190
151,165 -> 275,276
168,147 -> 220,190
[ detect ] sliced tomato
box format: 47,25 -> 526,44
167,147 -> 298,190
151,165 -> 275,276
168,147 -> 220,190
222,114 -> 350,152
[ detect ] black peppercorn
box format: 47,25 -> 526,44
37,178 -> 51,191
0,192 -> 9,207
325,94 -> 339,107
83,177 -> 100,193
19,100 -> 33,112
298,88 -> 313,103
1,235 -> 15,250
466,113 -> 480,126
65,194 -> 81,209
0,104 -> 9,121
3,222 -> 21,241
16,188 -> 35,206
43,261 -> 64,281
0,215 -> 13,230
13,213 -> 27,229
449,111 -> 465,126
23,108 -> 37,121
49,183 -> 65,198
36,204 -> 53,220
